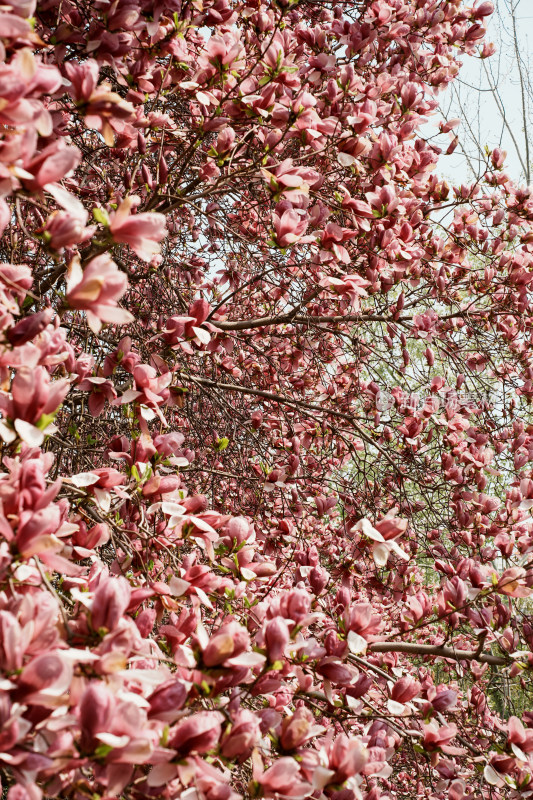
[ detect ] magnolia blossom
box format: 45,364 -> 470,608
0,2 -> 531,800
109,195 -> 167,262
42,210 -> 95,251
66,254 -> 134,333
64,58 -> 136,145
272,208 -> 310,248
202,621 -> 250,667
256,757 -> 312,799
0,365 -> 70,445
354,513 -> 409,567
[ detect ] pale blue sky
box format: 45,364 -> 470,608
432,0 -> 532,187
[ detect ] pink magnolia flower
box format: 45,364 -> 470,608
257,757 -> 312,799
474,1 -> 494,18
197,32 -> 244,76
391,676 -> 421,704
203,621 -> 250,667
109,196 -> 167,262
188,297 -> 211,325
42,210 -> 95,251
17,652 -> 72,706
71,521 -> 110,558
274,588 -> 311,623
490,147 -> 507,169
0,198 -> 10,237
220,709 -> 260,759
317,657 -> 358,685
343,602 -> 383,639
63,59 -> 99,104
153,431 -> 185,457
169,711 -> 223,755
77,376 -> 117,417
262,158 -> 321,201
142,474 -> 181,497
354,516 -> 409,568
79,683 -> 116,752
0,366 -> 70,445
161,299 -> 214,349
79,683 -> 153,783
147,678 -> 188,723
112,363 -> 173,426
497,566 -> 531,598
90,467 -> 126,489
326,735 -> 369,784
213,126 -> 236,156
15,505 -> 61,558
319,222 -> 358,263
427,686 -> 457,713
66,254 -> 134,334
422,722 -> 463,755
91,575 -> 131,632
272,208 -> 309,248
264,617 -> 290,662
177,757 -> 241,800
0,263 -> 33,308
23,140 -> 81,191
64,59 -> 135,146
6,308 -> 53,347
280,708 -> 323,751
102,335 -> 140,375
508,716 -> 533,754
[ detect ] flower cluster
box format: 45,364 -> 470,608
1,1 -> 533,800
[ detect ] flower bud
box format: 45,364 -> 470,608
264,617 -> 289,662
91,576 -> 131,632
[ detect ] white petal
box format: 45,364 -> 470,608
45,183 -> 88,223
227,651 -> 266,668
372,543 -> 390,567
338,152 -> 356,167
356,518 -> 384,541
14,419 -> 44,446
69,472 -> 100,487
95,732 -> 130,748
388,540 -> 410,561
484,765 -> 503,786
168,576 -> 190,597
387,699 -> 407,716
93,488 -> 111,512
192,326 -> 211,345
193,586 -> 214,609
348,630 -> 367,655
0,420 -> 16,443
161,502 -> 186,517
140,404 -> 157,421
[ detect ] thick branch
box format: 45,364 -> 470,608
212,312 -> 400,331
211,308 -> 497,332
369,641 -> 508,666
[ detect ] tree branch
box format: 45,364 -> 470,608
368,641 -> 508,666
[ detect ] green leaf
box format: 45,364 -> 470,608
36,412 -> 55,431
160,725 -> 170,747
94,743 -> 113,759
93,207 -> 110,226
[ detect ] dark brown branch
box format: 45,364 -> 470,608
369,641 -> 508,666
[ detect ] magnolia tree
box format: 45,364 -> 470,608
2,0 -> 533,799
